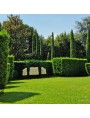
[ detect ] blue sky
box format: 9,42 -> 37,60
0,14 -> 90,38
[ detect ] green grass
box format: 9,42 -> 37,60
0,76 -> 90,104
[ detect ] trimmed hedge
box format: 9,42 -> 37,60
14,61 -> 26,79
14,60 -> 53,79
85,63 -> 90,75
0,30 -> 10,89
53,57 -> 87,76
8,55 -> 14,80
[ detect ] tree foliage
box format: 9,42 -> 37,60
3,15 -> 32,60
75,16 -> 90,46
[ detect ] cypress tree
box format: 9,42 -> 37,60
36,33 -> 38,54
40,36 -> 42,57
86,28 -> 90,62
51,32 -> 54,60
70,29 -> 76,58
32,29 -> 34,54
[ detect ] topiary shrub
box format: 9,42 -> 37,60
8,55 -> 14,80
53,57 -> 87,77
85,63 -> 90,75
0,30 -> 10,91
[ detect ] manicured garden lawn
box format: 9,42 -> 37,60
0,76 -> 90,104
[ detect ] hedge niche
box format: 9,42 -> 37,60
14,60 -> 53,79
8,55 -> 14,80
0,30 -> 10,91
53,58 -> 87,77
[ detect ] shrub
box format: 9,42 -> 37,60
8,55 -> 14,80
53,57 -> 87,77
0,30 -> 10,90
85,63 -> 90,75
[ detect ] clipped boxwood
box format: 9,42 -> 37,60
8,55 -> 14,80
85,63 -> 90,75
0,30 -> 10,90
53,57 -> 87,77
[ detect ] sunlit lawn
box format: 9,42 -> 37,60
0,76 -> 90,104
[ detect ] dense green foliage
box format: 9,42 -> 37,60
0,77 -> 90,103
54,33 -> 70,57
8,55 -> 14,80
85,63 -> 90,75
86,28 -> 90,62
70,30 -> 76,58
53,57 -> 87,76
0,30 -> 10,89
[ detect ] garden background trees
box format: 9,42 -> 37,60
1,14 -> 88,60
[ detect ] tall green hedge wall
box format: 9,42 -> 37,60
0,30 -> 10,89
53,57 -> 87,76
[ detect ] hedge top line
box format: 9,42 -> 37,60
53,57 -> 87,61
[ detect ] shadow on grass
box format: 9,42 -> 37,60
6,86 -> 19,89
0,92 -> 40,103
8,81 -> 25,85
